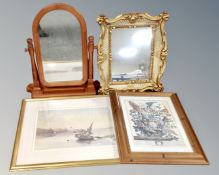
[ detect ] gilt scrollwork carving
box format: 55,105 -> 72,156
97,12 -> 169,94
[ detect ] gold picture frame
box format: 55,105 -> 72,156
110,91 -> 208,165
97,12 -> 169,94
10,96 -> 119,171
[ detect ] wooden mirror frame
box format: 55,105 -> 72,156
26,3 -> 96,98
33,3 -> 88,87
97,12 -> 169,94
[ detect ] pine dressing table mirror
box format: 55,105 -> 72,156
26,3 -> 96,98
97,12 -> 169,94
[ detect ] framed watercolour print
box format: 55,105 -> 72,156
10,96 -> 119,171
110,91 -> 208,164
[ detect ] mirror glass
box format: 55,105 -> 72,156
111,27 -> 153,82
39,10 -> 82,82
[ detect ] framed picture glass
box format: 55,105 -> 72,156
110,91 -> 208,164
10,96 -> 119,171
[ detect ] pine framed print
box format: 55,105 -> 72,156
10,96 -> 119,171
110,91 -> 208,164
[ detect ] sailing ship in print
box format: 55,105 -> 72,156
35,108 -> 116,150
74,122 -> 94,141
128,101 -> 179,145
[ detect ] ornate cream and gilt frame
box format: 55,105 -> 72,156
97,12 -> 169,94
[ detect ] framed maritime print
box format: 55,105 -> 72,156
10,96 -> 119,171
110,91 -> 208,164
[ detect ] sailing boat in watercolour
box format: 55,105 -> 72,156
74,122 -> 94,141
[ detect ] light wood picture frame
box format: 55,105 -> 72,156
110,91 -> 208,164
10,96 -> 119,171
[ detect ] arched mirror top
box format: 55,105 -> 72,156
32,3 -> 88,87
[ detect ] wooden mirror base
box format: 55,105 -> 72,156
27,79 -> 96,98
26,83 -> 96,98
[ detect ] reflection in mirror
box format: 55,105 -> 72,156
111,27 -> 153,82
39,10 -> 82,82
